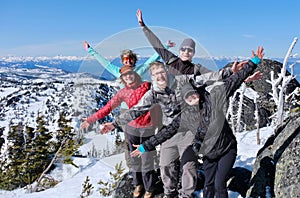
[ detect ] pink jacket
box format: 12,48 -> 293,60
87,81 -> 152,128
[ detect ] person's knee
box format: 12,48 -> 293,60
182,161 -> 197,178
160,157 -> 180,168
182,160 -> 197,168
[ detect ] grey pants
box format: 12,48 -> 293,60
125,125 -> 158,192
159,131 -> 198,197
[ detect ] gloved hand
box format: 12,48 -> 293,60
192,139 -> 202,153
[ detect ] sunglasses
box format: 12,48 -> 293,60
122,56 -> 133,61
180,47 -> 194,53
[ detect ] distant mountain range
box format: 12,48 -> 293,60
1,56 -> 299,81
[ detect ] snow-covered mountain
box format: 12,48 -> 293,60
0,64 -> 276,198
0,65 -> 120,157
1,56 -> 299,81
0,56 -> 299,197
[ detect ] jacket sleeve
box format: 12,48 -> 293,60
194,63 -> 213,75
142,114 -> 181,151
194,67 -> 233,85
86,90 -> 124,124
87,47 -> 121,78
207,60 -> 258,115
113,90 -> 154,126
142,25 -> 178,65
135,44 -> 171,77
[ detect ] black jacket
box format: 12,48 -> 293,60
141,60 -> 258,159
142,25 -> 213,76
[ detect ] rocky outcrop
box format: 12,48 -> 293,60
246,112 -> 300,197
113,171 -> 164,198
225,59 -> 299,130
113,166 -> 251,197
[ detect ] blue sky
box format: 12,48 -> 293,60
1,0 -> 300,58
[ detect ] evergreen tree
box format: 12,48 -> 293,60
56,111 -> 81,167
0,122 -> 26,190
80,176 -> 94,198
21,125 -> 40,185
21,113 -> 54,190
24,113 -> 53,184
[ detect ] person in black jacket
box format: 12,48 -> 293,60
130,46 -> 264,198
136,9 -> 240,77
102,60 -> 238,198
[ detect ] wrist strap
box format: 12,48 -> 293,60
138,144 -> 146,153
251,56 -> 261,65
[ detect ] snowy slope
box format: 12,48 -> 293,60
0,59 -> 283,198
0,127 -> 274,198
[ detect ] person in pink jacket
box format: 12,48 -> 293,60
81,65 -> 157,198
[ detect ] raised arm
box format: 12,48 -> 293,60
80,90 -> 125,129
84,41 -> 121,78
136,41 -> 176,77
224,46 -> 264,99
136,9 -> 178,65
193,67 -> 233,85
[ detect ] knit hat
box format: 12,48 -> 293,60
181,83 -> 197,99
179,38 -> 196,52
119,65 -> 134,75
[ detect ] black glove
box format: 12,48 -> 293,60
192,139 -> 202,153
193,127 -> 205,153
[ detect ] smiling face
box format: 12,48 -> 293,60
184,93 -> 200,106
122,55 -> 134,66
121,71 -> 136,85
179,46 -> 195,62
120,49 -> 137,66
149,62 -> 168,89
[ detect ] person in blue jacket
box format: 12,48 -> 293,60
83,40 -> 174,184
83,40 -> 175,79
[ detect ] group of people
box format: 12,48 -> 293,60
80,9 -> 264,198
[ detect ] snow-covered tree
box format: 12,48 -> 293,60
267,37 -> 298,125
227,83 -> 248,133
286,87 -> 300,113
236,83 -> 247,132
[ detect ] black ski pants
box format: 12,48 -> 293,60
203,147 -> 237,198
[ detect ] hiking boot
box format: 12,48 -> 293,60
133,185 -> 144,198
144,191 -> 154,198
